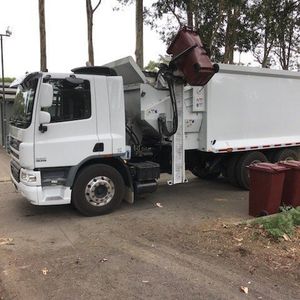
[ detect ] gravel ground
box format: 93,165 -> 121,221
0,176 -> 299,300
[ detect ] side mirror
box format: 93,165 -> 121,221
39,83 -> 53,108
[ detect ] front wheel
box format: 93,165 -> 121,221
72,164 -> 125,216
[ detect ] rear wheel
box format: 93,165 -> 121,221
226,155 -> 240,186
271,148 -> 298,162
72,164 -> 125,216
236,151 -> 268,190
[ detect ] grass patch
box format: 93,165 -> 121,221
255,207 -> 300,239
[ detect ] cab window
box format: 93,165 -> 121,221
43,78 -> 91,123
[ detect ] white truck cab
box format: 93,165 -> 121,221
10,69 -> 139,215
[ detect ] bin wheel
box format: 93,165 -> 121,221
72,164 -> 125,216
272,148 -> 298,163
226,155 -> 240,186
236,151 -> 268,190
259,210 -> 269,217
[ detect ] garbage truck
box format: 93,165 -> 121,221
9,27 -> 300,215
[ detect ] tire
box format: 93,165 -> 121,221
236,151 -> 268,190
72,164 -> 125,216
226,155 -> 240,186
221,166 -> 228,178
191,166 -> 220,180
271,148 -> 298,163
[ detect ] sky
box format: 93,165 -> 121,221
0,0 -> 166,77
0,0 -> 259,78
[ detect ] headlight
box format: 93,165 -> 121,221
20,170 -> 37,183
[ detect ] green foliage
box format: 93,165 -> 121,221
147,0 -> 300,68
257,207 -> 300,239
144,60 -> 159,72
117,0 -> 300,69
0,77 -> 15,83
290,206 -> 300,225
144,55 -> 170,72
274,0 -> 300,70
261,211 -> 294,238
249,0 -> 279,67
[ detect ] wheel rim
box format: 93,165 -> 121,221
85,176 -> 115,207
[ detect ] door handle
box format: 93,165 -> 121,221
39,124 -> 48,133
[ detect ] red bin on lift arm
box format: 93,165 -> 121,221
167,26 -> 219,86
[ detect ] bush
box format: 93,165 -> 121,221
290,206 -> 300,226
256,207 -> 300,239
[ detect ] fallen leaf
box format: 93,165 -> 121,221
240,286 -> 249,294
214,198 -> 228,202
155,203 -> 163,208
249,266 -> 256,274
202,229 -> 217,233
41,267 -> 48,275
234,237 -> 243,242
0,238 -> 14,246
282,234 -> 290,241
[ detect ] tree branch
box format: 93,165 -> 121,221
166,2 -> 182,27
92,0 -> 102,13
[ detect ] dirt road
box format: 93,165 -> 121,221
0,176 -> 299,299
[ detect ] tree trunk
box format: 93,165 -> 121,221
186,0 -> 193,27
135,0 -> 144,69
39,0 -> 47,72
223,5 -> 239,64
86,0 -> 94,66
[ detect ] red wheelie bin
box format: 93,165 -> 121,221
279,160 -> 300,208
248,163 -> 289,217
167,26 -> 218,86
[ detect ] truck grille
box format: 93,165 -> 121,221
10,150 -> 19,160
10,136 -> 21,151
10,160 -> 21,183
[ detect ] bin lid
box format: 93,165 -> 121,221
278,160 -> 300,170
248,162 -> 289,173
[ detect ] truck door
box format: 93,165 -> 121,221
34,76 -> 100,169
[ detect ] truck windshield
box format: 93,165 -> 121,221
10,78 -> 38,129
